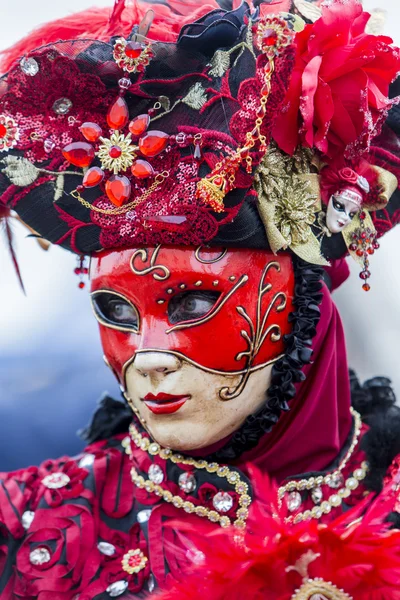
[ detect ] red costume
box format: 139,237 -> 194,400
0,1 -> 400,598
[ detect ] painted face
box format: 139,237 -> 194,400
326,193 -> 360,234
90,246 -> 295,450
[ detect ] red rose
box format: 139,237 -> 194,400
338,167 -> 359,185
273,0 -> 400,158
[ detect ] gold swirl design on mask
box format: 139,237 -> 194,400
130,245 -> 170,281
165,275 -> 249,334
219,261 -> 287,401
194,247 -> 228,264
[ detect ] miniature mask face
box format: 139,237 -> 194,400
90,245 -> 295,450
326,192 -> 361,234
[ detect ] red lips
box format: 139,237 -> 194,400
142,393 -> 190,415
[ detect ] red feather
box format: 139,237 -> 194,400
0,0 -> 221,74
153,471 -> 400,600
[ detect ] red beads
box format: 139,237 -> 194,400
62,142 -> 95,168
125,41 -> 144,59
362,283 -> 371,292
80,122 -> 102,143
105,175 -> 131,206
139,131 -> 169,158
0,124 -> 7,138
262,28 -> 278,47
109,145 -> 122,159
107,96 -> 129,130
131,159 -> 154,179
129,114 -> 150,137
83,167 -> 105,188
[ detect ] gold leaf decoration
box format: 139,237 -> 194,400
1,156 -> 40,187
158,95 -> 171,111
254,143 -> 329,266
182,83 -> 208,110
209,50 -> 231,78
54,174 -> 65,202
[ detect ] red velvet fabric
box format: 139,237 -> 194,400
238,284 -> 353,483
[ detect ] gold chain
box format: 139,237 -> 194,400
70,170 -> 169,216
123,423 -> 252,529
278,409 -> 370,523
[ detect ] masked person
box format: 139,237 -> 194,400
1,1 -> 400,598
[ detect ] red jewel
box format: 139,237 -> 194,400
62,142 -> 95,168
367,247 -> 375,255
0,124 -> 7,138
359,211 -> 366,220
74,267 -> 81,275
139,131 -> 169,158
360,231 -> 367,239
107,96 -> 129,130
349,243 -> 357,252
105,175 -> 131,207
129,114 -> 150,137
128,555 -> 143,568
76,185 -> 85,192
148,108 -> 156,117
125,41 -> 145,59
262,28 -> 278,47
109,145 -> 122,159
213,176 -> 223,186
373,241 -> 380,250
362,283 -> 371,292
356,249 -> 364,257
131,159 -> 154,179
83,167 -> 105,188
78,282 -> 86,290
80,122 -> 103,143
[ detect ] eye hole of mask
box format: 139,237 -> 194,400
168,290 -> 220,325
92,292 -> 139,331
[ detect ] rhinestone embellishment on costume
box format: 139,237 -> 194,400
21,511 -> 35,530
213,491 -> 234,513
42,472 -> 71,489
98,541 -> 116,556
106,580 -> 129,597
29,547 -> 51,565
178,472 -> 196,493
121,549 -> 148,575
52,98 -> 73,115
148,464 -> 164,484
286,491 -> 302,512
326,472 -> 344,489
20,56 -> 39,76
137,509 -> 152,524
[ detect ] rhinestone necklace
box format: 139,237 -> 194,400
278,408 -> 369,523
123,422 -> 252,529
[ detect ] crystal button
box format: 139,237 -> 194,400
79,454 -> 95,468
30,547 -> 51,565
20,57 -> 39,76
21,510 -> 35,530
106,581 -> 129,597
53,98 -> 73,115
212,491 -> 233,513
326,472 -> 344,489
137,509 -> 152,524
42,472 -> 71,489
286,491 -> 302,512
148,464 -> 164,484
148,574 -> 155,593
98,541 -> 116,556
311,487 -> 323,505
178,472 -> 196,494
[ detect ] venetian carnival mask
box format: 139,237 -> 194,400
90,245 -> 295,450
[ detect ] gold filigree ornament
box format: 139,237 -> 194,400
254,145 -> 329,266
96,131 -> 138,174
291,578 -> 353,600
121,549 -> 148,575
113,36 -> 154,74
287,551 -> 353,600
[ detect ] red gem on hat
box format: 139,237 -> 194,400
62,142 -> 95,168
105,175 -> 131,207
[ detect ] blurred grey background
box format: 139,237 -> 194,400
0,0 -> 399,469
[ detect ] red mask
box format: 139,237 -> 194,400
90,246 -> 295,391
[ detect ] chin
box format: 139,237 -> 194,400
143,417 -> 221,452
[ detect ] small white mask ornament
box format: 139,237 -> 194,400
326,188 -> 363,234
